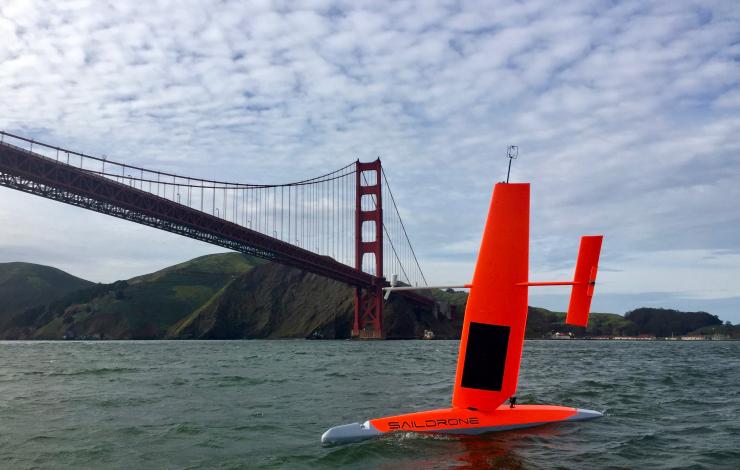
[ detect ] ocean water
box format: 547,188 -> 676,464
0,340 -> 738,469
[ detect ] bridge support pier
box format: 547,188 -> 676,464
353,286 -> 383,339
353,159 -> 384,339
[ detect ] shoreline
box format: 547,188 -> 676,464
1,337 -> 738,342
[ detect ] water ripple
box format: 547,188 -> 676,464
0,340 -> 738,469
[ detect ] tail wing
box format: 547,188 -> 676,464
565,236 -> 603,327
452,183 -> 530,411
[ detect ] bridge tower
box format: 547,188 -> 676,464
353,159 -> 384,339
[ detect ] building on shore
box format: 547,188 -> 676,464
612,335 -> 656,340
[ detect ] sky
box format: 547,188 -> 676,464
1,0 -> 739,322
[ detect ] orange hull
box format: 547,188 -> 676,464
372,404 -> 589,433
322,405 -> 602,443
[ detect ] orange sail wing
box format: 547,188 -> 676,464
452,183 -> 530,411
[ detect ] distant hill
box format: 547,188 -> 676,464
688,323 -> 740,339
0,256 -> 733,340
416,292 -> 731,339
3,253 -> 263,339
0,262 -> 93,333
624,307 -> 722,337
0,254 -> 462,340
524,308 -> 636,338
425,291 -> 643,338
168,262 -> 459,339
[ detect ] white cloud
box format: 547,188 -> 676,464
1,0 -> 739,321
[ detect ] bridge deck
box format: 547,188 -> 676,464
0,141 -> 380,288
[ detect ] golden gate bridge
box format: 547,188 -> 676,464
0,131 -> 431,338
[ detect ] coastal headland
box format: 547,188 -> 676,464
1,253 -> 736,340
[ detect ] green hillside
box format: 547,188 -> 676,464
689,323 -> 740,339
422,293 -> 724,338
167,262 -> 459,339
0,255 -> 733,340
0,262 -> 93,332
625,307 -> 722,336
524,308 -> 636,338
8,253 -> 263,340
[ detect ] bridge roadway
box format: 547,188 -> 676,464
0,140 -> 384,288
